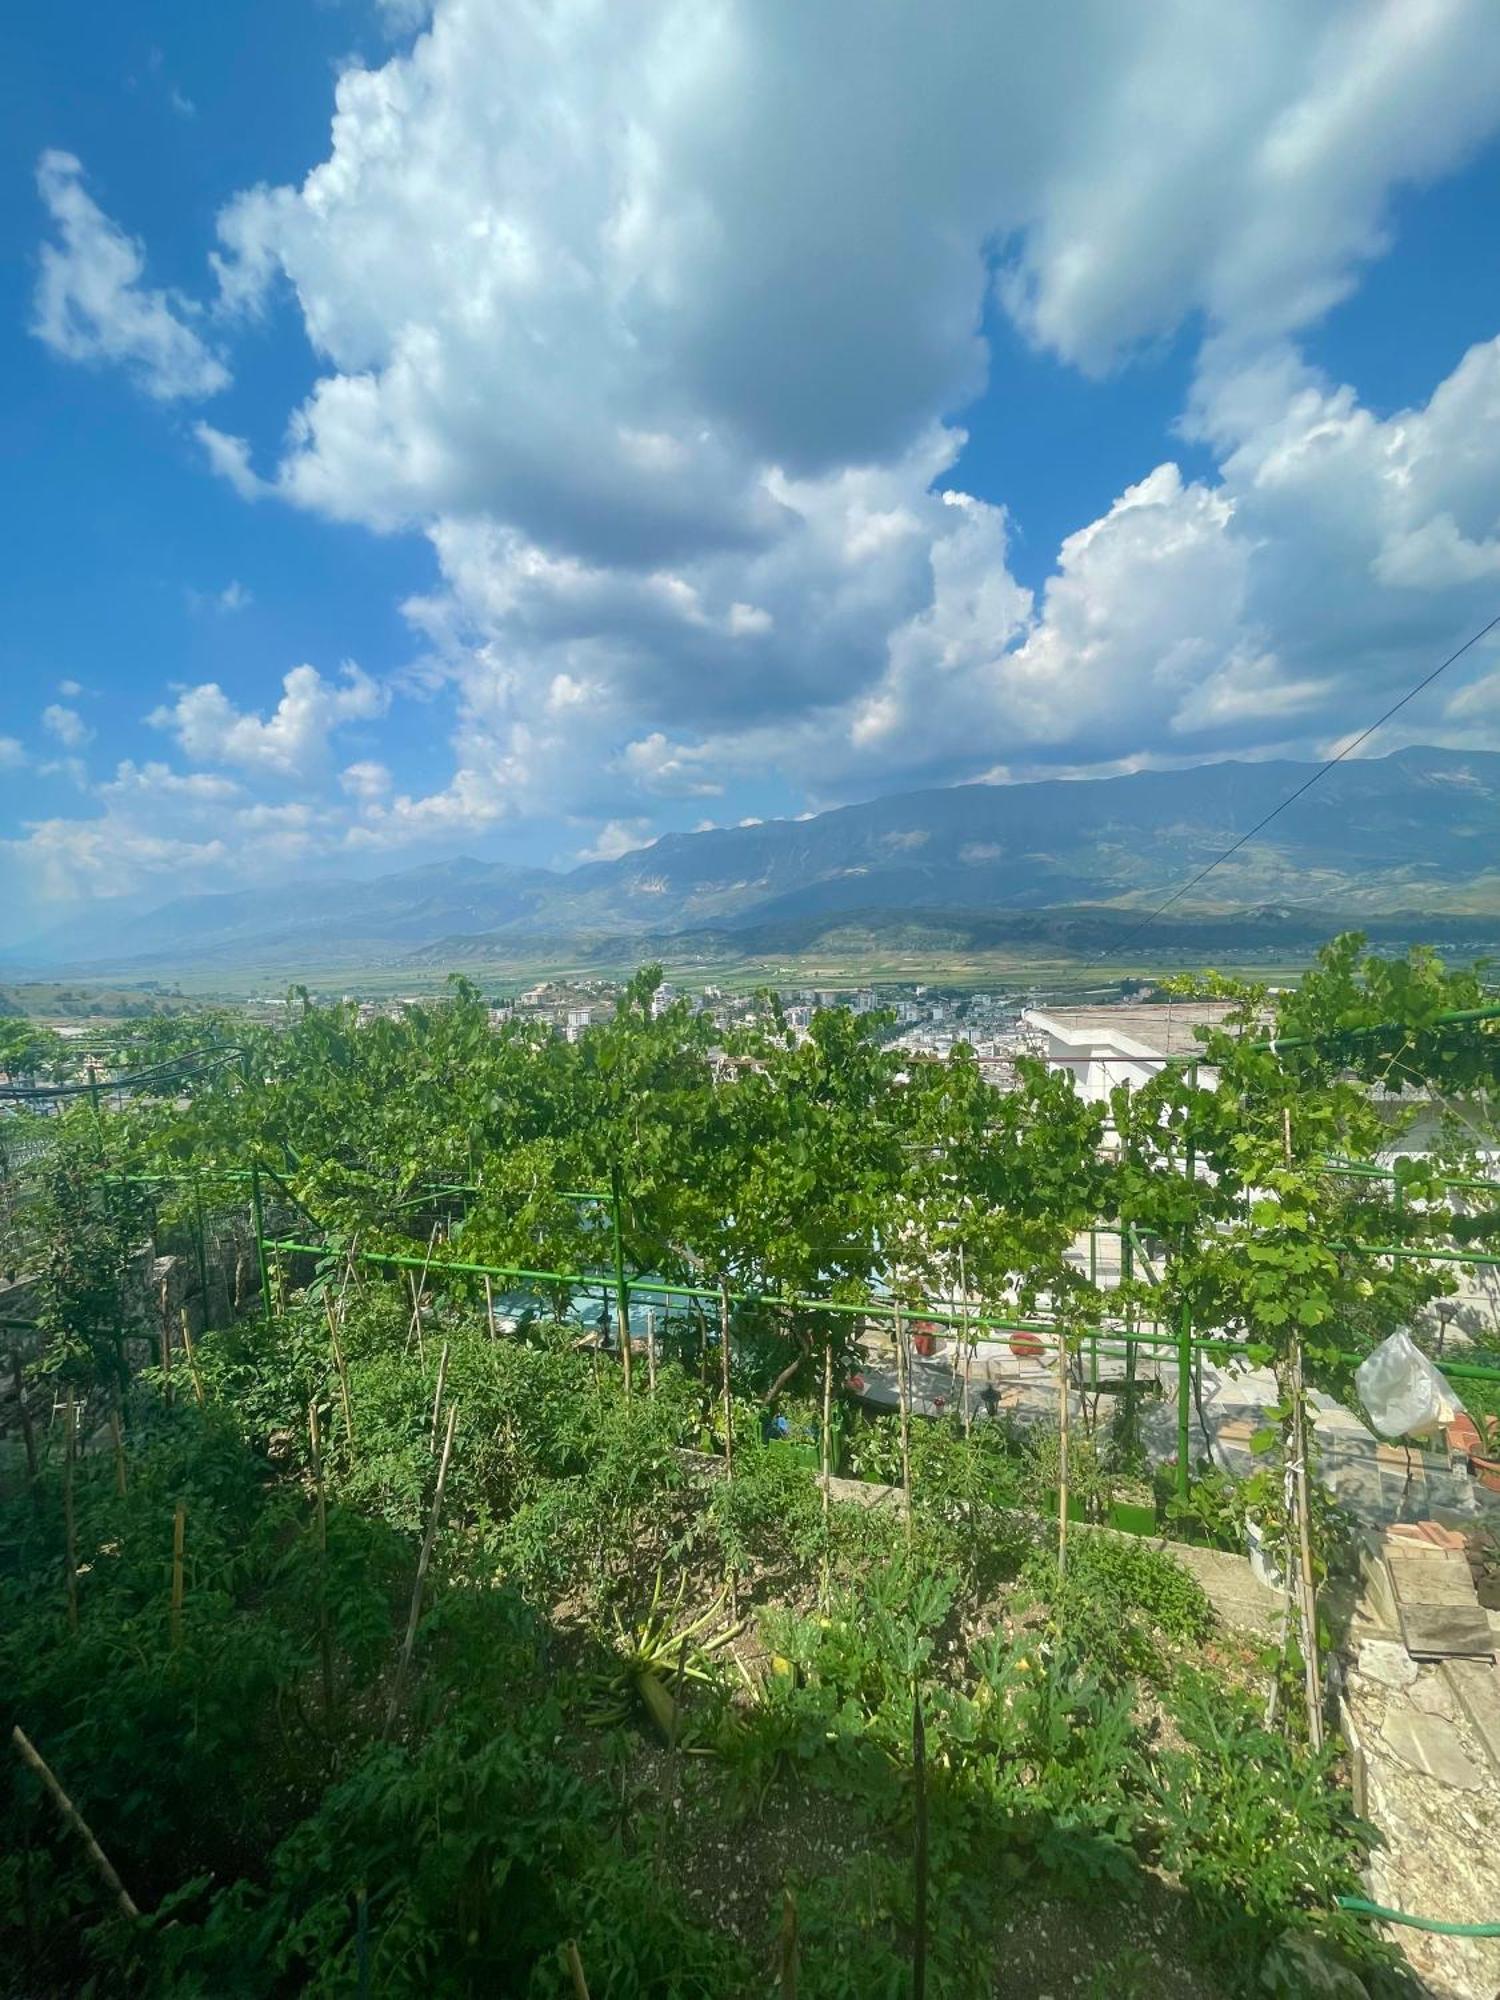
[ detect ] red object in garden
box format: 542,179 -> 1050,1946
1445,1412 -> 1500,1493
1448,1412 -> 1484,1459
912,1323 -> 938,1358
845,1373 -> 866,1395
1009,1330 -> 1044,1360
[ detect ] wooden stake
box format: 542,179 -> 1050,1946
958,1246 -> 973,1439
179,1310 -> 206,1409
895,1306 -> 913,1546
1056,1329 -> 1070,1580
11,1351 -> 37,1487
170,1499 -> 186,1651
109,1404 -> 127,1497
63,1389 -> 79,1634
406,1272 -> 426,1364
483,1274 -> 495,1340
354,1883 -> 371,2000
1288,1335 -> 1323,1752
563,1939 -> 591,2000
718,1286 -> 734,1479
324,1296 -> 355,1449
406,1224 -> 440,1362
911,1679 -> 928,2000
430,1342 -> 450,1453
646,1307 -> 657,1395
308,1402 -> 335,1731
1281,1107 -> 1323,1751
779,1886 -> 799,2000
10,1726 -> 140,1920
820,1333 -> 834,1532
158,1281 -> 173,1404
385,1402 -> 459,1732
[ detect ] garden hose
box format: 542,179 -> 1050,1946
1336,1896 -> 1500,1937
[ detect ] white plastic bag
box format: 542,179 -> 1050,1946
1355,1330 -> 1463,1441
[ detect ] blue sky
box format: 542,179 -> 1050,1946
5,1 -> 1500,945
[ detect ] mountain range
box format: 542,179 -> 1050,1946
10,746 -> 1500,974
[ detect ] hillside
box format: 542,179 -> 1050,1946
11,745 -> 1500,973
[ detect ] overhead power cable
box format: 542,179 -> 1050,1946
1093,609 -> 1500,963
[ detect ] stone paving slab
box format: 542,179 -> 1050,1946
1400,1603 -> 1496,1660
1345,1656 -> 1500,1999
1380,1708 -> 1484,1789
1443,1656 -> 1500,1774
1388,1559 -> 1483,1608
1356,1637 -> 1418,1690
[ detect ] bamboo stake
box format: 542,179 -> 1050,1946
1289,1335 -> 1323,1752
563,1939 -> 591,2000
406,1272 -> 426,1365
308,1402 -> 335,1731
959,1246 -> 973,1439
63,1389 -> 79,1634
912,1679 -> 928,2000
109,1404 -> 127,1498
324,1296 -> 355,1449
339,1234 -> 362,1306
820,1334 -> 834,1529
354,1883 -> 371,2000
385,1402 -> 459,1732
170,1499 -> 186,1651
430,1342 -> 450,1453
718,1286 -> 735,1479
483,1273 -> 495,1340
406,1224 -> 440,1362
1281,1108 -> 1324,1751
1056,1330 -> 1070,1581
11,1351 -> 37,1488
10,1727 -> 140,1920
895,1305 -> 913,1546
646,1307 -> 657,1395
779,1886 -> 799,2000
179,1310 -> 206,1409
158,1281 -> 173,1404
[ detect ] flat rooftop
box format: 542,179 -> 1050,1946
1026,1001 -> 1244,1059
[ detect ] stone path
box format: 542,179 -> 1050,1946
1341,1527 -> 1500,2000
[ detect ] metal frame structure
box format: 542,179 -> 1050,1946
8,996 -> 1499,1509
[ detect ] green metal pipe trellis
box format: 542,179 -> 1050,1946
261,1235 -> 1500,1389
22,989 -> 1498,1517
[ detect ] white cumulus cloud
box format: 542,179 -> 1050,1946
18,0 -> 1500,903
32,151 -> 228,401
149,664 -> 387,777
41,704 -> 93,751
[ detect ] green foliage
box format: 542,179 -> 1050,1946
1021,1530 -> 1214,1683
1155,1671 -> 1397,1995
8,933 -> 1495,1994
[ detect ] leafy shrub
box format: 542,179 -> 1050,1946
1155,1671 -> 1395,1994
1021,1530 -> 1213,1683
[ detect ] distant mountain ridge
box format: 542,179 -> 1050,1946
11,746 -> 1500,972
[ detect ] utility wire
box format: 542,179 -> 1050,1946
1094,609 -> 1500,964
